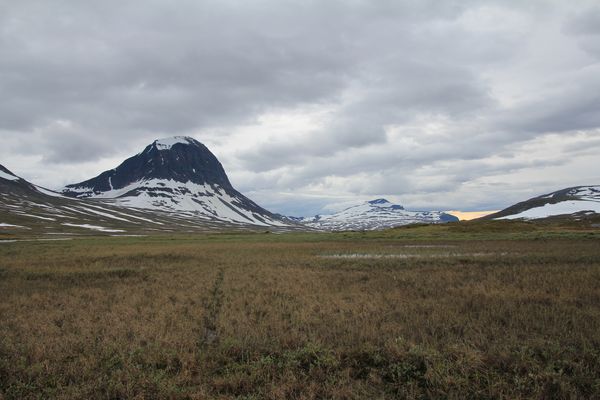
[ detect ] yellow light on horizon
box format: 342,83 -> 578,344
447,210 -> 499,221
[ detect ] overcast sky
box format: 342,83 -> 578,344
1,0 -> 600,216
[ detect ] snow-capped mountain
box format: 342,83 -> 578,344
488,185 -> 600,220
0,162 -> 294,235
300,198 -> 458,231
62,137 -> 286,227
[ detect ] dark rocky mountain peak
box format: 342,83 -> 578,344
368,198 -> 404,210
59,138 -> 287,227
62,136 -> 232,197
368,198 -> 389,205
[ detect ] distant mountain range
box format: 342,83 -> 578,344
486,186 -> 600,220
297,198 -> 458,231
2,136 -> 598,235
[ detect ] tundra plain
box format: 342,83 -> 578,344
1,221 -> 600,399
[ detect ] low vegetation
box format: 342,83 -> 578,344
1,222 -> 600,398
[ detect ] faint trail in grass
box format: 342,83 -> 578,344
200,268 -> 224,347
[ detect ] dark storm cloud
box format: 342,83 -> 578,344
0,0 -> 498,161
1,0 -> 360,159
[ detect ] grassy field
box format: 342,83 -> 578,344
1,222 -> 600,399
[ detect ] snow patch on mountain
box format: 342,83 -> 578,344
34,186 -> 68,198
0,170 -> 18,181
491,185 -> 600,220
66,178 -> 285,226
0,223 -> 27,228
566,186 -> 600,201
62,223 -> 125,233
499,200 -> 600,220
153,136 -> 194,150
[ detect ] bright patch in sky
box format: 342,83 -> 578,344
447,211 -> 499,221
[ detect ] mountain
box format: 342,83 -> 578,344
486,185 -> 600,220
0,163 -> 66,199
300,198 -> 458,231
62,137 -> 286,227
0,163 -> 166,235
0,162 -> 295,236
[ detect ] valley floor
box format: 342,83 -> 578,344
1,223 -> 600,399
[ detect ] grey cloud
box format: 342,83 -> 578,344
494,74 -> 600,136
2,0 -> 600,215
562,133 -> 600,154
1,0 -> 358,157
41,132 -> 117,164
238,70 -> 494,173
563,6 -> 600,58
563,6 -> 600,36
1,0 -> 498,164
17,121 -> 124,164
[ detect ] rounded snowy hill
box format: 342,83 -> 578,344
302,198 -> 458,231
62,137 -> 286,227
488,185 -> 600,220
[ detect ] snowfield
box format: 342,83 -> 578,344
153,136 -> 195,150
0,223 -> 27,228
34,186 -> 68,198
66,178 -> 286,227
0,171 -> 19,181
499,200 -> 600,220
62,223 -> 125,233
494,185 -> 600,220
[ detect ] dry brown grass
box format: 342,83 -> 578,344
1,232 -> 600,399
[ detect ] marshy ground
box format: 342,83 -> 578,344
1,222 -> 600,399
